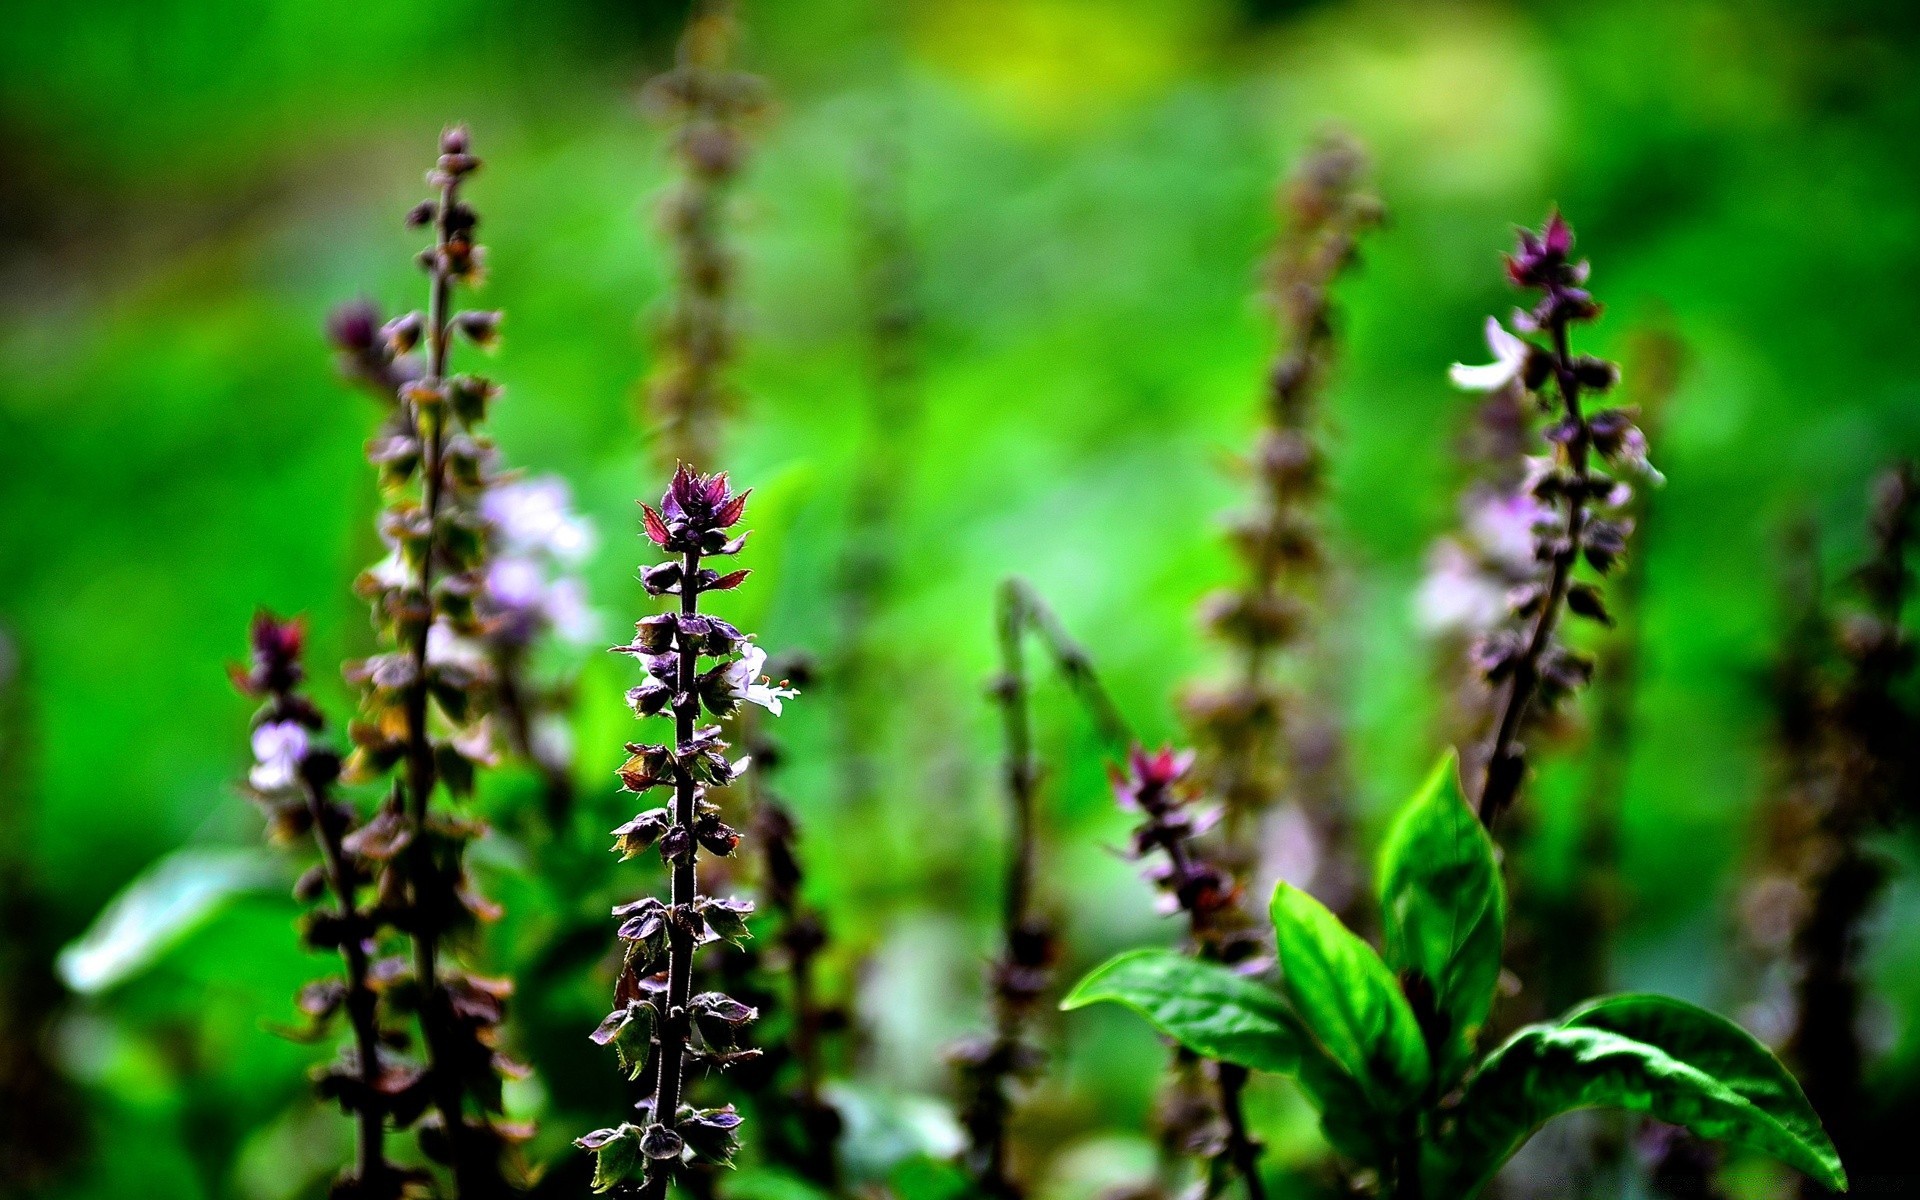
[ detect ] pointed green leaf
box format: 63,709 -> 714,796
1377,749 -> 1505,1084
1562,995 -> 1843,1186
1426,995 -> 1846,1197
1270,882 -> 1430,1111
1062,949 -> 1302,1073
1065,948 -> 1390,1165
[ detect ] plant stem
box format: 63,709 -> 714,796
652,546 -> 705,1135
395,159 -> 496,1197
300,773 -> 392,1188
1477,318 -> 1591,827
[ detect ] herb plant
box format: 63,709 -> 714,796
1067,752 -> 1845,1198
235,613 -> 419,1199
324,127 -> 530,1198
578,465 -> 793,1196
1067,215 -> 1844,1199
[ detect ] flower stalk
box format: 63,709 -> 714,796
641,0 -> 766,475
949,580 -> 1059,1200
1786,462 -> 1916,1189
1185,135 -> 1380,909
236,614 -> 414,1199
736,664 -> 846,1185
580,466 -> 787,1197
332,127 -> 525,1197
1455,212 -> 1653,826
1111,747 -> 1268,1200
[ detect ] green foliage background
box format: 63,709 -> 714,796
3,0 -> 1918,1196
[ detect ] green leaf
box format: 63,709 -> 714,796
1269,882 -> 1430,1111
1426,995 -> 1846,1197
1377,749 -> 1505,1084
56,845 -> 282,994
1064,948 -> 1392,1166
1562,996 -> 1844,1186
1061,949 -> 1303,1074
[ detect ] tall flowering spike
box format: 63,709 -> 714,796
333,128 -> 527,1198
1109,742 -> 1267,1200
583,467 -> 787,1197
640,0 -> 768,474
1183,134 -> 1380,915
1456,211 -> 1652,827
233,613 -> 426,1200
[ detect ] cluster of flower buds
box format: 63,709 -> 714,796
329,127 -> 528,1197
580,466 -> 795,1197
234,613 -> 430,1200
1449,212 -> 1658,825
1109,746 -> 1269,1199
639,0 -> 768,474
1183,135 -> 1379,899
1112,747 -> 1255,957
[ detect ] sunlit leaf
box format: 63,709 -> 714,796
1269,881 -> 1430,1112
1061,948 -> 1303,1073
57,845 -> 282,994
1377,748 -> 1504,1084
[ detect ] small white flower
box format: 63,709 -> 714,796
1465,488 -> 1553,573
1449,316 -> 1531,392
482,477 -> 596,565
426,620 -> 488,672
723,644 -> 799,716
367,547 -> 411,592
1616,427 -> 1666,487
483,556 -> 599,647
1414,541 -> 1508,636
250,721 -> 309,792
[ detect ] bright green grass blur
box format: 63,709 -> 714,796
3,1 -> 1919,1197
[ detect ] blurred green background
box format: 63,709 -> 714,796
4,0 -> 1919,1197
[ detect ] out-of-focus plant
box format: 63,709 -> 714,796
945,581 -> 1132,1198
1183,134 -> 1381,913
328,127 -> 529,1197
831,124 -> 924,826
578,465 -> 792,1196
1066,215 -> 1843,1199
639,0 -> 767,475
947,581 -> 1063,1200
477,476 -> 597,830
233,613 -> 423,1199
0,632 -> 82,1194
726,649 -> 848,1187
1739,463 -> 1916,1197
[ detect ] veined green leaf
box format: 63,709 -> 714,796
1064,948 -> 1390,1165
1269,882 -> 1430,1111
1426,995 -> 1846,1197
1062,949 -> 1302,1074
1377,748 -> 1504,1085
